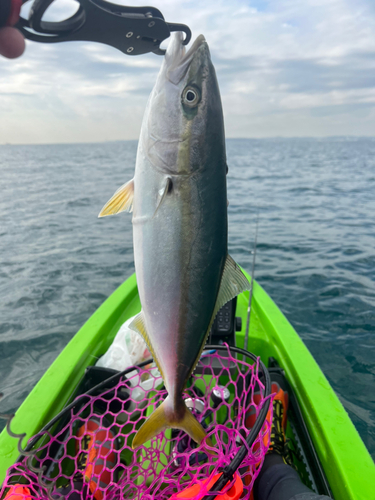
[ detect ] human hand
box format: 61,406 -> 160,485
0,0 -> 25,58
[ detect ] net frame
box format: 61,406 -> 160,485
1,345 -> 272,500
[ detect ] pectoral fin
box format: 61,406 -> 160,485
152,177 -> 172,219
98,179 -> 134,217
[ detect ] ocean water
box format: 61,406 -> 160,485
0,138 -> 374,460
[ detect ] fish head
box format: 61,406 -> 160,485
144,33 -> 226,175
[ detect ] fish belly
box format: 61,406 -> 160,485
132,166 -> 227,402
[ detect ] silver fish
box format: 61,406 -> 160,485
99,33 -> 250,448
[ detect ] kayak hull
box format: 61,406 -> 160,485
0,273 -> 374,498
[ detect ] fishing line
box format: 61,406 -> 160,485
244,210 -> 259,353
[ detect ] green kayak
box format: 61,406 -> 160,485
0,272 -> 374,499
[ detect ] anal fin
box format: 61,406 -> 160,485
129,311 -> 164,380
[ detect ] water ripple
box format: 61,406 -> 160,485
0,138 -> 374,459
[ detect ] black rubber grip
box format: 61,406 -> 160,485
0,0 -> 12,28
16,0 -> 191,56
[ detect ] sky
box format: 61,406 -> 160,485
1,0 -> 375,144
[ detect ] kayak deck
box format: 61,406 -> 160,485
0,273 -> 374,498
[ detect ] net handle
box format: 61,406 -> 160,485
202,345 -> 271,499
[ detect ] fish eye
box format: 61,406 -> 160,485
182,86 -> 200,107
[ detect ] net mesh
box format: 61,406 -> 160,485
1,348 -> 272,500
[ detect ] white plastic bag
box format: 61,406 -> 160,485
96,317 -> 163,419
96,316 -> 151,372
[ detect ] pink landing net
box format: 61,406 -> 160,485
1,347 -> 272,500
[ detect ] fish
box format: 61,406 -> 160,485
99,32 -> 250,448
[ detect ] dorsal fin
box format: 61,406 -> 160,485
213,254 -> 251,318
187,254 -> 251,384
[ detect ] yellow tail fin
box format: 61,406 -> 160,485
132,396 -> 212,449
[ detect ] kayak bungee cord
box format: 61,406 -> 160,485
0,414 -> 57,500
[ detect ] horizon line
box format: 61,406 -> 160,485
2,135 -> 375,147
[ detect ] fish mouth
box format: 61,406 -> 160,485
166,33 -> 208,84
179,34 -> 207,65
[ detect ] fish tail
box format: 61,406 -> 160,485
132,396 -> 212,450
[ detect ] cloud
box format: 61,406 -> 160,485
1,0 -> 375,143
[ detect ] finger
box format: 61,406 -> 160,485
0,26 -> 25,58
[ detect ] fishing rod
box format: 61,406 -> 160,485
0,0 -> 191,56
243,211 -> 259,353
